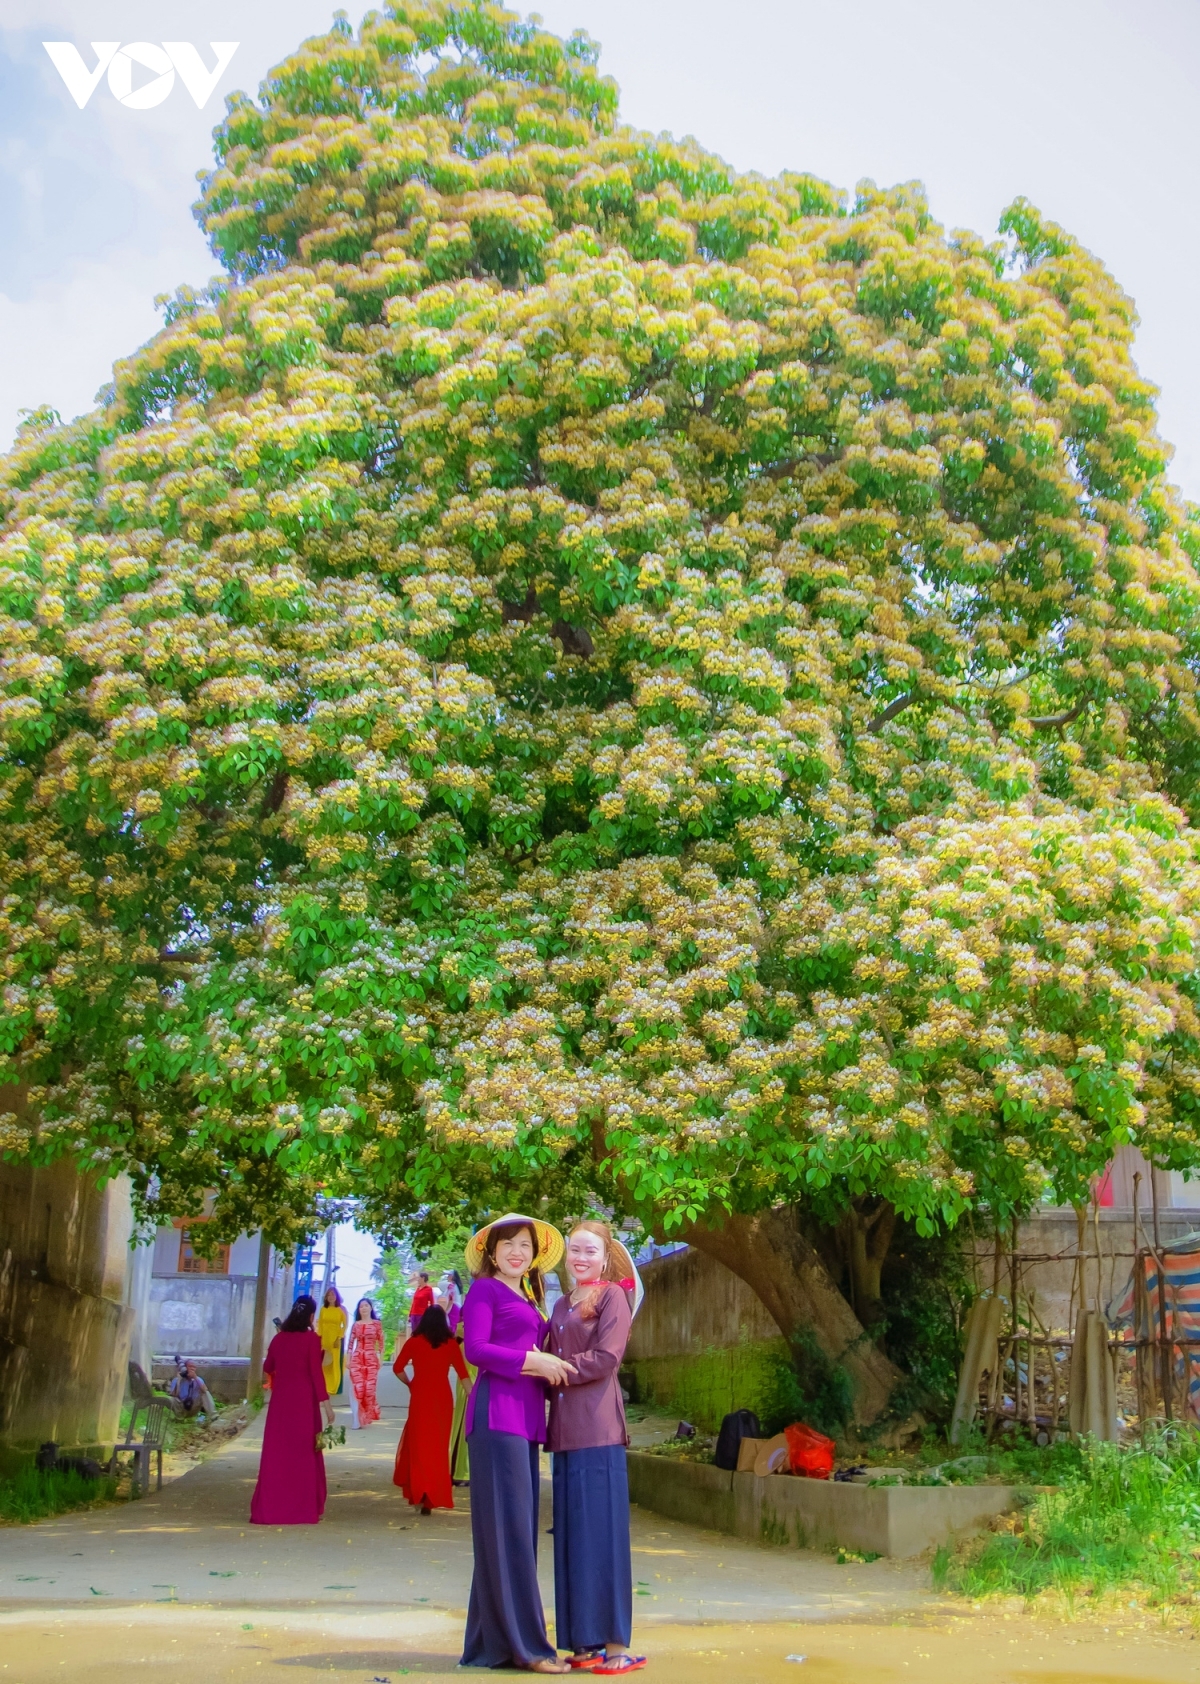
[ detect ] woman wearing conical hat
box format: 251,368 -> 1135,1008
459,1214 -> 574,1675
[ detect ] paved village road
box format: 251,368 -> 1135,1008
0,1402 -> 937,1620
0,1401 -> 1197,1681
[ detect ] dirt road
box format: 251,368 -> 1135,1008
0,1401 -> 1195,1681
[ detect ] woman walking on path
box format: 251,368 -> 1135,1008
348,1297 -> 385,1428
545,1221 -> 645,1675
393,1304 -> 468,1511
249,1294 -> 335,1525
442,1270 -> 472,1485
318,1286 -> 348,1397
460,1215 -> 575,1675
439,1269 -> 465,1330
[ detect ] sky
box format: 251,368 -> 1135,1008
2,1 -> 1199,494
325,1220 -> 383,1317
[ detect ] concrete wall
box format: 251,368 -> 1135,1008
968,1207 -> 1200,1333
123,1239 -> 155,1378
149,1273 -> 261,1359
0,1159 -> 135,1459
624,1247 -> 785,1431
627,1246 -> 778,1363
626,1453 -> 1022,1558
147,1228 -> 293,1361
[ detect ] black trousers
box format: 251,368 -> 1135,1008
461,1375 -> 556,1667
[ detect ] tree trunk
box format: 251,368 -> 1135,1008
837,1198 -> 897,1331
247,1231 -> 272,1406
683,1206 -> 905,1429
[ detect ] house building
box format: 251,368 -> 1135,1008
142,1219 -> 294,1400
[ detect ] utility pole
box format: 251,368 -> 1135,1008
246,1230 -> 272,1406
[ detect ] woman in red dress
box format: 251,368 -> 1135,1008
250,1294 -> 335,1525
393,1304 -> 468,1513
348,1297 -> 385,1428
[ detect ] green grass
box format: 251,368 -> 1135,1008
934,1429 -> 1200,1611
640,1437 -> 717,1464
883,1429 -> 1084,1487
0,1463 -> 120,1525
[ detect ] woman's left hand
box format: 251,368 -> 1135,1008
321,1401 -> 335,1429
522,1349 -> 576,1386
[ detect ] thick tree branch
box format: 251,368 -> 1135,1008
261,769 -> 289,816
680,1205 -> 904,1428
758,450 -> 837,481
1030,699 -> 1087,730
866,692 -> 915,734
501,590 -> 593,658
501,587 -> 539,625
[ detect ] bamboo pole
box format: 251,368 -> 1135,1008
1151,1170 -> 1173,1420
1132,1172 -> 1151,1432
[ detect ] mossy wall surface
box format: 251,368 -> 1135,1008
628,1337 -> 794,1433
0,1159 -> 134,1454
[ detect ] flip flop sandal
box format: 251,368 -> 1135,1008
594,1660 -> 647,1675
568,1656 -> 604,1671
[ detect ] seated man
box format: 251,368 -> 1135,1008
167,1359 -> 218,1422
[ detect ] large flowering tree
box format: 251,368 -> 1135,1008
5,1 -> 1200,1419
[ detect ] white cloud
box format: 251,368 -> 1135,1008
0,245 -> 210,439
0,0 -> 337,446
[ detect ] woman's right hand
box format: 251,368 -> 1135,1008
521,1349 -> 576,1386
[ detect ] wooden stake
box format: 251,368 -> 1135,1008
1132,1172 -> 1150,1432
247,1230 -> 272,1406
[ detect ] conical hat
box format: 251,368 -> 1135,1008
465,1213 -> 565,1276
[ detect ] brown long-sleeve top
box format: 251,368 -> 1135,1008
543,1282 -> 632,1453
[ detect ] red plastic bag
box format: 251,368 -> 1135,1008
784,1421 -> 835,1480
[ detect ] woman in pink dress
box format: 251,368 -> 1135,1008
348,1297 -> 385,1428
250,1294 -> 335,1525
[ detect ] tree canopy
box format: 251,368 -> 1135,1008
3,0 -> 1200,1265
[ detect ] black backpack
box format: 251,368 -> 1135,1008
714,1408 -> 763,1471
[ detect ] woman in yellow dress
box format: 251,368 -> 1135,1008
317,1286 -> 348,1397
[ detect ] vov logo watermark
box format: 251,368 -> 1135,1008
43,41 -> 239,110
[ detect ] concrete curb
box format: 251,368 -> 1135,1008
626,1452 -> 1027,1558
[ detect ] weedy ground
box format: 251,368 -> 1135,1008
936,1427 -> 1200,1614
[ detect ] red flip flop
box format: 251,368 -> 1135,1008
594,1660 -> 647,1676
568,1658 -> 604,1673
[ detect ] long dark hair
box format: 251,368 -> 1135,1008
281,1294 -> 316,1333
355,1297 -> 378,1321
415,1305 -> 452,1348
479,1219 -> 545,1309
